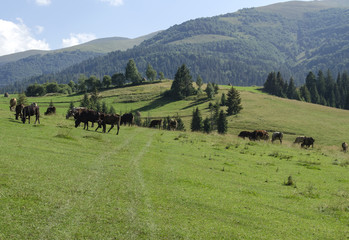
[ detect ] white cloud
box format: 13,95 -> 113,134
0,18 -> 50,56
99,0 -> 124,6
35,0 -> 51,6
62,33 -> 97,48
35,25 -> 44,34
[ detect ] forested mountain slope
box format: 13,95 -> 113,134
3,0 -> 349,92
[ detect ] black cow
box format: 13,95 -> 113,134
149,119 -> 162,129
120,113 -> 134,126
22,103 -> 40,124
342,142 -> 348,152
66,107 -> 87,119
238,131 -> 252,139
301,137 -> 315,148
44,106 -> 56,115
15,104 -> 24,120
95,113 -> 121,135
250,130 -> 269,141
74,109 -> 100,130
272,132 -> 283,144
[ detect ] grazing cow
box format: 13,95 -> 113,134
238,131 -> 252,139
15,104 -> 24,120
44,106 -> 56,115
342,142 -> 348,152
4,92 -> 9,97
272,132 -> 283,143
294,136 -> 306,144
149,119 -> 162,129
96,113 -> 121,135
66,107 -> 87,119
301,137 -> 315,148
120,113 -> 134,126
9,98 -> 17,111
22,103 -> 40,124
74,109 -> 100,130
169,119 -> 178,130
250,130 -> 269,141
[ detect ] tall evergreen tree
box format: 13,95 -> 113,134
146,63 -> 157,81
125,59 -> 142,84
191,107 -> 203,132
203,117 -> 211,134
286,77 -> 297,99
196,75 -> 203,90
205,82 -> 215,100
170,64 -> 196,99
217,110 -> 228,134
226,86 -> 243,116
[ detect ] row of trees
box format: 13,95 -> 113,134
25,59 -> 163,97
263,70 -> 349,109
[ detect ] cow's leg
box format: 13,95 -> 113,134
116,123 -> 120,135
108,124 -> 114,133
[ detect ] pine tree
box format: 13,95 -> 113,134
80,93 -> 90,107
102,101 -> 108,113
146,63 -> 157,81
191,107 -> 202,132
170,64 -> 195,99
287,77 -> 297,99
226,86 -> 243,116
205,82 -> 215,100
217,110 -> 228,134
220,93 -> 227,106
203,117 -> 211,134
196,75 -> 203,90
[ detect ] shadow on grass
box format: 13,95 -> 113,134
181,97 -> 209,110
135,96 -> 174,112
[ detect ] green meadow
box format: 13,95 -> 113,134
0,81 -> 348,239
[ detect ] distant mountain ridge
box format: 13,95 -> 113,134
2,0 -> 349,92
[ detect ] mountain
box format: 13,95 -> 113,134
3,0 -> 349,92
0,32 -> 160,88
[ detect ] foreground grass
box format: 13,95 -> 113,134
1,83 -> 349,239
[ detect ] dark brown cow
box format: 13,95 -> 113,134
95,113 -> 121,135
4,92 -> 9,97
238,131 -> 252,139
44,106 -> 56,115
294,136 -> 306,144
74,109 -> 100,130
301,137 -> 315,148
149,119 -> 162,129
120,113 -> 134,126
169,119 -> 177,130
250,130 -> 269,141
342,142 -> 348,152
15,104 -> 24,120
22,103 -> 40,124
66,107 -> 87,119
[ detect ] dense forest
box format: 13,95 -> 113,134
263,69 -> 349,110
1,1 -> 349,93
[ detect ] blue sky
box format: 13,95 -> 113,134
0,0 -> 310,56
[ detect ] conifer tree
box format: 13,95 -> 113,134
203,117 -> 211,134
196,75 -> 203,90
226,86 -> 243,116
217,110 -> 228,134
220,93 -> 227,106
205,82 -> 215,100
191,107 -> 202,132
146,63 -> 157,81
125,59 -> 142,84
170,64 -> 195,99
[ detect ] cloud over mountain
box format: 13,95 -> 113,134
0,18 -> 50,56
62,33 -> 97,48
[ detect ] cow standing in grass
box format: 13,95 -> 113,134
250,130 -> 269,141
15,104 -> 24,120
22,103 -> 40,124
96,113 -> 121,135
301,137 -> 315,148
342,142 -> 348,152
74,109 -> 100,130
294,136 -> 306,144
120,113 -> 134,126
9,98 -> 16,111
44,106 -> 56,115
149,119 -> 162,129
272,132 -> 283,144
238,131 -> 252,139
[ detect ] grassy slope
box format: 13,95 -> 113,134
1,82 -> 349,239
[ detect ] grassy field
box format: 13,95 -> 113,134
1,82 -> 349,239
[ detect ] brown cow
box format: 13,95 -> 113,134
44,106 -> 56,115
238,131 -> 252,139
301,137 -> 315,148
22,103 -> 40,124
149,119 -> 162,129
15,104 -> 24,120
342,142 -> 348,152
120,113 -> 134,126
96,113 -> 121,135
250,130 -> 269,141
9,98 -> 16,111
74,109 -> 100,130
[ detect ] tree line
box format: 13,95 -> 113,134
263,70 -> 349,109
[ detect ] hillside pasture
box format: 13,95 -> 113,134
1,83 -> 349,239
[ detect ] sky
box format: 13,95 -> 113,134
0,0 -> 311,56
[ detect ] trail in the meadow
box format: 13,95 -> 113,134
126,129 -> 156,239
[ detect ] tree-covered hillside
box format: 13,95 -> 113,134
2,0 -> 349,92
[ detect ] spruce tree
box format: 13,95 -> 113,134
287,77 -> 297,99
191,107 -> 202,132
220,93 -> 227,106
226,86 -> 243,116
146,63 -> 157,81
196,75 -> 203,90
203,117 -> 211,134
217,110 -> 228,134
170,64 -> 195,99
125,59 -> 142,84
205,82 -> 215,100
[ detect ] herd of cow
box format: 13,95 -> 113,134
238,130 -> 316,148
8,98 -> 348,151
